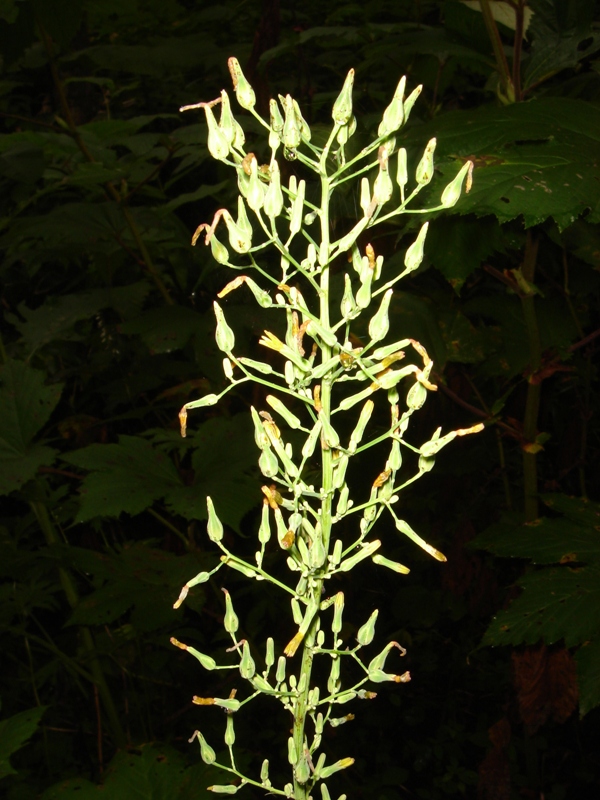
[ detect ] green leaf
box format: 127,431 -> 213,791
0,359 -> 62,494
576,638 -> 600,716
482,565 -> 600,649
118,306 -> 209,354
426,215 -> 504,290
0,705 -> 47,779
63,435 -> 182,522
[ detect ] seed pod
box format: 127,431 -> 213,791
373,339 -> 411,360
251,674 -> 272,693
335,216 -> 370,253
222,588 -> 239,634
336,115 -> 356,145
404,221 -> 429,274
373,160 -> 393,206
368,669 -> 402,683
333,454 -> 349,490
415,137 -> 436,185
406,380 -> 428,410
240,640 -> 256,679
193,731 -> 216,765
222,357 -> 234,381
335,690 -> 357,704
387,439 -> 402,471
170,638 -> 217,670
228,57 -> 256,110
372,553 -> 410,574
213,301 -> 235,353
349,400 -> 375,452
338,539 -> 381,572
319,411 -> 340,449
340,273 -> 358,320
222,208 -> 251,254
208,784 -> 239,794
264,157 -> 284,219
332,592 -> 345,634
336,485 -> 350,516
218,90 -> 236,146
395,517 -> 446,561
403,84 -> 423,120
356,609 -> 379,646
266,394 -> 302,429
289,179 -> 306,236
210,232 -> 229,264
396,147 -> 408,194
440,160 -> 474,208
310,535 -> 327,569
206,496 -> 224,542
258,446 -> 277,478
332,68 -> 355,125
250,407 -> 270,450
242,276 -> 272,308
378,75 -> 406,136
239,357 -> 273,374
295,754 -> 311,785
339,385 -> 376,412
356,267 -> 373,309
300,421 -> 321,459
246,156 -> 265,212
282,94 -> 301,149
270,98 -> 284,134
204,103 -> 229,161
367,641 -> 399,672
225,715 -> 235,746
368,289 -> 393,343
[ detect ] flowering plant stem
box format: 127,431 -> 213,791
173,59 -> 481,800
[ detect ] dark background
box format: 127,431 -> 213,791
1,1 -> 600,798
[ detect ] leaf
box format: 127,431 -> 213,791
0,359 -> 62,494
118,305 -> 209,354
482,565 -> 600,648
426,214 -> 504,289
406,98 -> 600,230
575,638 -> 600,716
0,705 -> 47,779
63,435 -> 182,522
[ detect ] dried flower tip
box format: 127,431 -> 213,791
192,696 -> 216,705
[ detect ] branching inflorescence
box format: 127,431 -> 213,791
172,58 -> 482,800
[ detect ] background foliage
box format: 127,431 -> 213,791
1,1 -> 599,798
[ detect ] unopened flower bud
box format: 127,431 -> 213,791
282,94 -> 301,149
396,147 -> 408,194
204,103 -> 229,161
415,137 -> 436,185
404,221 -> 429,274
372,553 -> 410,574
378,75 -> 406,136
208,784 -> 239,794
210,233 -> 229,264
319,411 -> 340,449
403,84 -> 423,121
360,177 -> 371,215
340,273 -> 358,320
206,496 -> 224,542
192,731 -> 216,765
368,288 -> 393,343
266,395 -> 302,429
218,90 -> 236,146
349,399 -> 374,452
332,68 -> 355,125
338,539 -> 381,571
259,446 -> 278,477
240,639 -> 256,679
222,588 -> 239,634
356,609 -> 379,646
246,155 -> 265,212
332,592 -> 345,634
264,157 -> 284,219
373,161 -> 393,206
395,517 -> 446,561
228,57 -> 256,110
289,179 -> 306,236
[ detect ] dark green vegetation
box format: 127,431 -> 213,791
1,1 -> 599,798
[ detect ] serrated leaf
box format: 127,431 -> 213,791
63,435 -> 182,521
483,565 -> 600,648
426,215 -> 504,289
0,705 -> 47,779
0,359 -> 62,494
575,638 -> 600,716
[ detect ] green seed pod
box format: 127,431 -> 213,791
357,609 -> 379,646
206,496 -> 224,542
332,592 -> 345,634
333,455 -> 349,491
373,339 -> 411,360
276,655 -> 286,684
243,276 -> 272,308
406,379 -> 428,410
327,654 -> 341,693
171,638 -> 217,670
335,216 -> 370,254
311,535 -> 327,569
210,232 -> 229,264
378,75 -> 406,137
284,785 -> 294,798
441,160 -> 473,208
261,759 -> 270,785
338,385 -> 376,412
222,209 -> 251,254
320,758 -> 355,779
336,115 -> 357,145
403,84 -> 423,121
193,731 -> 216,764
251,674 -> 272,693
319,411 -> 340,449
295,754 -> 311,785
213,301 -> 235,353
340,273 -> 358,320
332,68 -> 355,125
218,90 -> 236,146
368,288 -> 393,343
368,669 -> 399,683
240,640 -> 256,679
388,439 -> 402,471
335,484 -> 349,517
415,137 -> 436,185
338,539 -> 381,572
395,517 -> 446,561
258,444 -> 279,478
204,103 -> 229,161
359,177 -> 371,215
264,157 -> 284,219
331,539 -> 343,567
335,690 -> 356,704
266,394 -> 302,429
246,156 -> 265,212
270,98 -> 284,133
228,57 -> 256,110
367,641 -> 397,672
233,118 -> 245,149
223,557 -> 256,579
372,553 -> 410,574
250,406 -> 270,450
239,357 -> 273,374
404,221 -> 429,273
307,317 -> 338,347
236,194 -> 253,240
373,161 -> 394,206
289,179 -> 306,236
222,588 -> 239,634
282,94 -> 302,149
208,784 -> 239,794
291,597 -> 303,625
349,400 -> 375,452
225,715 -> 235,746
396,147 -> 408,194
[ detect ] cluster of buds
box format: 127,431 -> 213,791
174,58 -> 480,800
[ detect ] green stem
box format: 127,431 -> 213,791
478,0 -> 515,102
519,233 -> 541,521
30,499 -> 127,748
